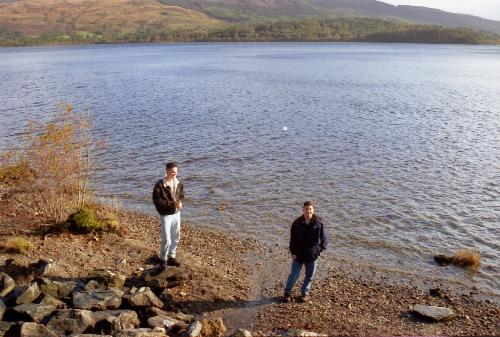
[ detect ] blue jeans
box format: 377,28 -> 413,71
159,212 -> 181,261
284,259 -> 317,296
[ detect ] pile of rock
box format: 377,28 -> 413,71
0,261 -> 225,337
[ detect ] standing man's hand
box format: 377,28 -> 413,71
291,254 -> 297,260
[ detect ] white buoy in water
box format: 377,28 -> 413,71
283,126 -> 288,131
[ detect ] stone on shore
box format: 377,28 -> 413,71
14,282 -> 42,305
8,322 -> 58,337
40,294 -> 68,308
200,317 -> 226,337
86,269 -> 126,290
170,311 -> 194,323
433,254 -> 453,266
285,329 -> 327,336
93,310 -> 140,333
187,321 -> 203,337
143,266 -> 187,289
128,287 -> 164,308
0,321 -> 16,337
230,328 -> 253,337
72,288 -> 124,310
10,303 -> 56,323
40,278 -> 83,299
113,327 -> 167,337
0,272 -> 16,297
45,309 -> 96,336
413,304 -> 456,321
147,314 -> 188,330
28,258 -> 53,276
0,298 -> 6,321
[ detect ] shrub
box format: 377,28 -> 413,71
5,236 -> 33,253
68,207 -> 105,233
0,102 -> 105,223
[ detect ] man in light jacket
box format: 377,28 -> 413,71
152,161 -> 185,267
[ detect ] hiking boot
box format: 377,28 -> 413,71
283,293 -> 292,303
167,256 -> 181,267
299,294 -> 310,303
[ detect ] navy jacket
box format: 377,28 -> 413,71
289,214 -> 328,263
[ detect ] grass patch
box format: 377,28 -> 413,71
0,160 -> 33,186
4,236 -> 33,254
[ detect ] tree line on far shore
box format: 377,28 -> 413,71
1,18 -> 500,46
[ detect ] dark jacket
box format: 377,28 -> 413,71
289,214 -> 328,263
152,179 -> 185,215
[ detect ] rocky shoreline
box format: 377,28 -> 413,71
0,207 -> 499,336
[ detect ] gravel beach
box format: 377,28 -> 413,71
0,196 -> 498,336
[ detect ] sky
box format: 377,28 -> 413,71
382,0 -> 500,21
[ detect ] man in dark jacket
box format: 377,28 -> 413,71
284,201 -> 328,302
152,162 -> 185,267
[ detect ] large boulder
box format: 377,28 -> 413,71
6,322 -> 58,337
92,310 -> 140,334
128,288 -> 163,308
142,267 -> 187,290
13,283 -> 42,305
9,303 -> 56,323
413,304 -> 456,321
0,272 -> 16,297
40,294 -> 67,309
40,279 -> 83,299
72,288 -> 123,310
200,318 -> 226,337
147,314 -> 188,331
45,309 -> 96,336
86,270 -> 126,290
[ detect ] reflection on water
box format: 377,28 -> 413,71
1,43 -> 499,297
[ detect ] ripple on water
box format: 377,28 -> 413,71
0,43 -> 499,298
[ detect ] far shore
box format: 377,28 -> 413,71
2,39 -> 500,48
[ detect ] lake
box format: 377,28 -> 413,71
0,42 -> 499,298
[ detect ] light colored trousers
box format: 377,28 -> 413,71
159,212 -> 181,261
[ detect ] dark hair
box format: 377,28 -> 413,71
303,201 -> 314,208
165,162 -> 178,170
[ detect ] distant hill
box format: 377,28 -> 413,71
0,0 -> 499,46
0,0 -> 224,36
158,0 -> 500,34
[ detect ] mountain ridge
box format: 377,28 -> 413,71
156,0 -> 500,34
0,0 -> 499,45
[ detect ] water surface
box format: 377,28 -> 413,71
1,42 -> 499,297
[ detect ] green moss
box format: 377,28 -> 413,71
69,207 -> 105,233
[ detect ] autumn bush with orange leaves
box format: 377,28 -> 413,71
1,103 -> 106,225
